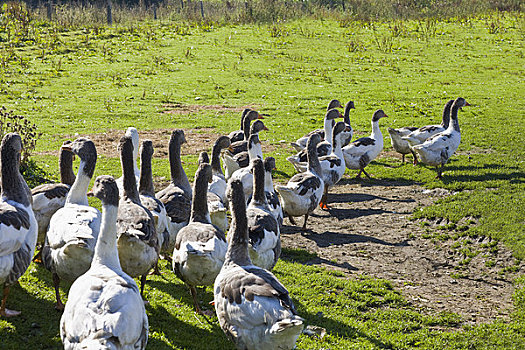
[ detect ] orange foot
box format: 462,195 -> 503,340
319,201 -> 329,210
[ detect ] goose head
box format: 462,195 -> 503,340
372,109 -> 389,122
171,129 -> 187,145
215,135 -> 231,151
125,127 -> 139,163
199,151 -> 210,165
249,120 -> 268,135
327,99 -> 344,110
1,132 -> 23,165
263,156 -> 276,173
92,175 -> 119,207
332,121 -> 348,147
141,139 -> 154,161
325,108 -> 343,121
62,138 -> 97,178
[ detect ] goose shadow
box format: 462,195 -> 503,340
337,177 -> 420,187
327,192 -> 415,205
146,304 -> 235,350
280,247 -> 358,271
289,298 -> 393,349
300,230 -> 409,249
313,207 -> 394,221
0,281 -> 63,348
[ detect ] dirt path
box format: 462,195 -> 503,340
280,178 -> 520,325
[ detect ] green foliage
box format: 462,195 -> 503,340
0,107 -> 42,165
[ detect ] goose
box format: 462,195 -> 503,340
287,109 -> 343,173
290,99 -> 344,152
209,135 -> 231,204
246,158 -> 281,271
116,127 -> 140,195
116,135 -> 159,298
316,121 -> 349,209
276,134 -> 324,230
387,126 -> 419,164
199,151 -> 229,233
228,108 -> 265,143
227,133 -> 264,202
42,138 -> 101,310
60,175 -> 148,350
401,99 -> 454,148
412,97 -> 469,178
214,179 -> 304,350
156,130 -> 192,253
172,162 -> 228,315
223,130 -> 264,180
342,109 -> 389,178
0,133 -> 38,317
228,115 -> 267,155
341,100 -> 355,147
261,157 -> 283,226
31,140 -> 75,261
138,140 -> 170,272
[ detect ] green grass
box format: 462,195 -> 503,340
0,10 -> 524,349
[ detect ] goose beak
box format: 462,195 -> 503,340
61,144 -> 73,152
345,126 -> 351,132
263,126 -> 269,131
259,113 -> 269,119
227,145 -> 235,152
339,112 -> 344,118
383,114 -> 389,118
465,102 -> 471,106
87,190 -> 94,197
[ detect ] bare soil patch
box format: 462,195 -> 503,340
280,179 -> 521,325
161,103 -> 255,115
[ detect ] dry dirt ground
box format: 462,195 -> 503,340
45,126 -> 521,326
280,178 -> 521,325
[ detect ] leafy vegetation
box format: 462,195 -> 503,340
0,3 -> 524,349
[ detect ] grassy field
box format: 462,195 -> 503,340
0,6 -> 524,349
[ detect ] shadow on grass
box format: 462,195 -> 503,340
291,298 -> 393,349
337,176 -> 420,187
0,282 -> 62,348
280,247 -> 358,271
299,230 -> 409,249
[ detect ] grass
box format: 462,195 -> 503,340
0,7 -> 524,350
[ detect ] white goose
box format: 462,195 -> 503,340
227,133 -> 264,203
290,99 -> 344,151
199,151 -> 229,233
60,175 -> 148,350
247,159 -> 281,271
342,109 -> 389,178
412,97 -> 469,178
276,134 -> 324,230
138,140 -> 170,272
0,133 -> 38,317
172,162 -> 228,315
116,135 -> 159,298
223,120 -> 267,179
43,138 -> 101,310
287,109 -> 343,173
116,127 -> 140,195
31,140 -> 75,261
156,130 -> 192,254
228,113 -> 266,155
401,99 -> 454,149
214,179 -> 303,350
317,121 -> 349,209
387,126 -> 419,164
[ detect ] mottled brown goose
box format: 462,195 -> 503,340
0,133 -> 38,317
156,130 -> 192,252
60,175 -> 148,350
214,179 -> 303,350
116,136 -> 159,298
172,162 -> 227,315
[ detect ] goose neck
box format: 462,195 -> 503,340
66,162 -> 92,206
122,149 -> 140,202
441,101 -> 453,129
211,144 -> 223,175
224,187 -> 251,266
252,165 -> 267,206
169,139 -> 191,192
59,149 -> 75,186
1,147 -> 29,206
139,152 -> 155,197
324,119 -> 334,145
190,172 -> 210,224
371,120 -> 382,139
91,204 -> 121,271
449,105 -> 461,133
307,143 -> 322,175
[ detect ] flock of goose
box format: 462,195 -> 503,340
0,96 -> 468,349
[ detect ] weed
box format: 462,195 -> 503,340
0,107 -> 41,164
